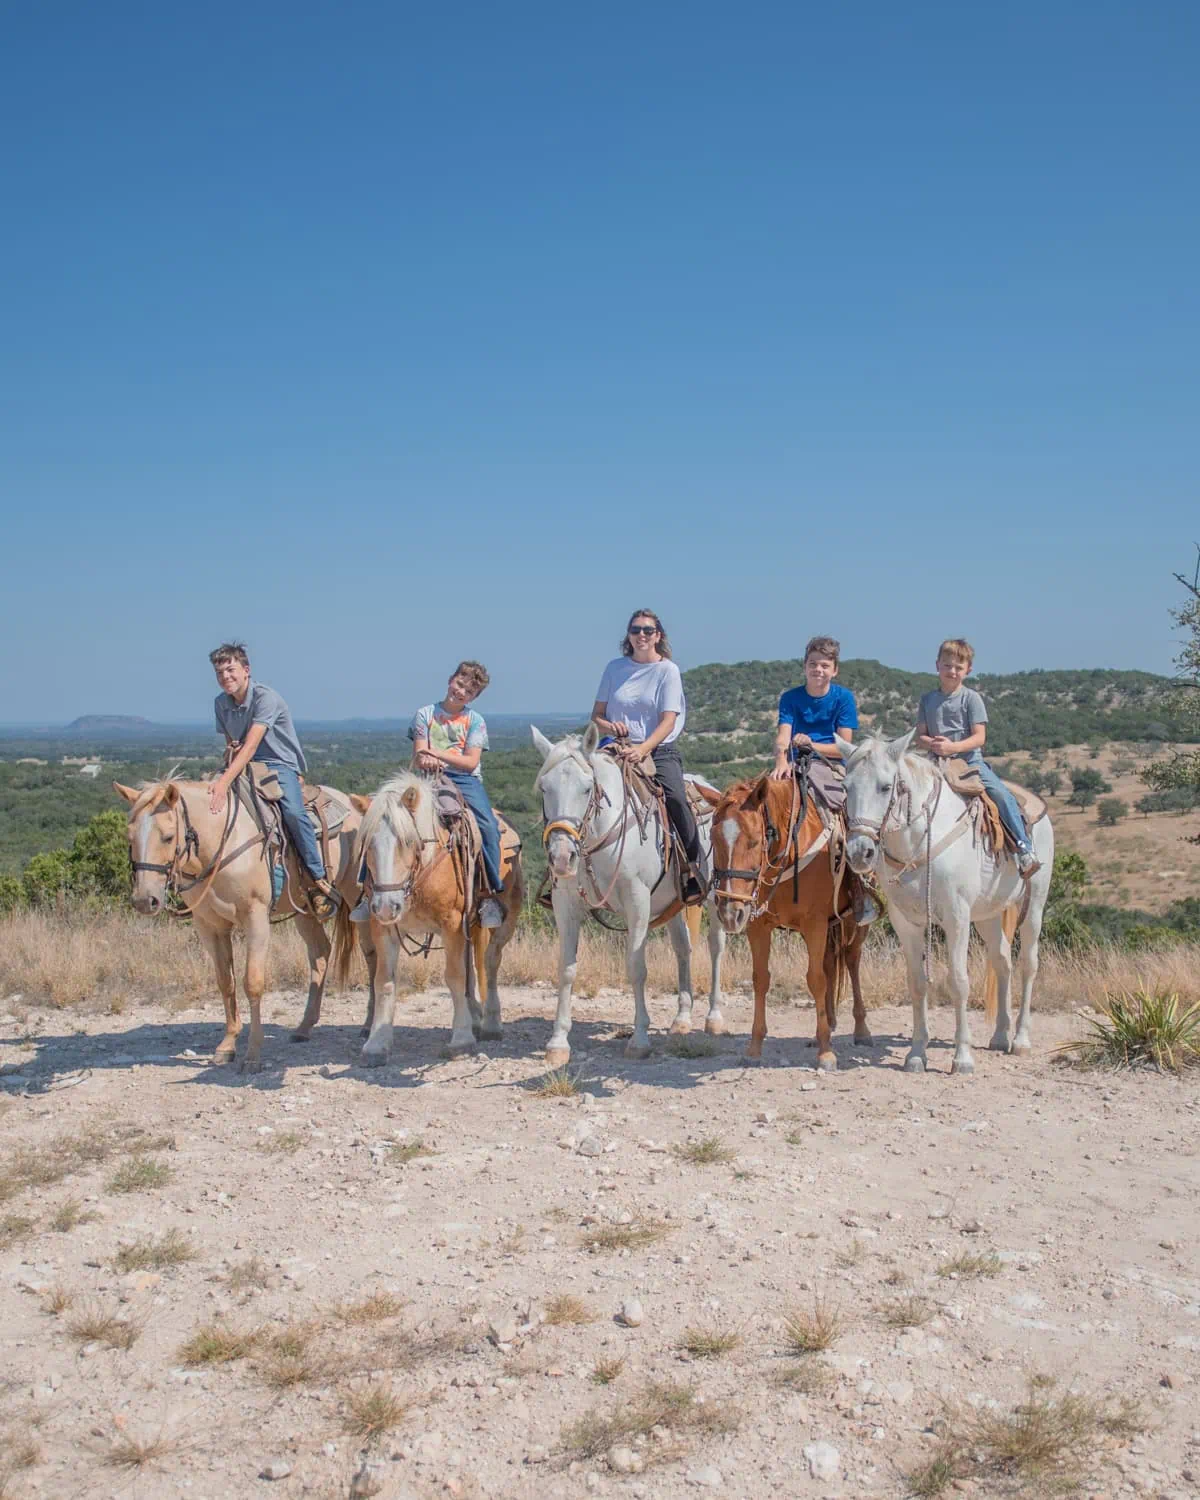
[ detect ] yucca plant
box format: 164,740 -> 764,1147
1058,988 -> 1200,1072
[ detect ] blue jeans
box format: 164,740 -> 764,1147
446,770 -> 503,893
261,759 -> 326,882
966,752 -> 1031,853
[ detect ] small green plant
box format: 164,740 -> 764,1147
107,1155 -> 173,1194
1058,988 -> 1200,1072
938,1251 -> 1001,1279
257,1130 -> 304,1155
665,1034 -> 719,1059
677,1322 -> 742,1359
782,1292 -> 843,1354
772,1360 -> 835,1395
389,1138 -> 435,1165
560,1379 -> 738,1459
50,1197 -> 93,1232
672,1135 -> 736,1166
580,1219 -> 671,1254
113,1228 -> 195,1273
178,1322 -> 260,1365
0,1213 -> 34,1249
591,1356 -> 625,1385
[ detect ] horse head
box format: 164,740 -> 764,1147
114,779 -> 184,915
709,777 -> 774,934
354,776 -> 434,923
532,723 -> 605,880
840,731 -> 917,874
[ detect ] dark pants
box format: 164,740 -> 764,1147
446,770 -> 503,893
652,742 -> 701,867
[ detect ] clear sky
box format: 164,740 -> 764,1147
2,1 -> 1196,723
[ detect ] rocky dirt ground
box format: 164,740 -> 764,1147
1,979 -> 1197,1500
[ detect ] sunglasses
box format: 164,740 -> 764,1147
628,624 -> 659,636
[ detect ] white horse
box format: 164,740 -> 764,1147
532,723 -> 728,1066
841,732 -> 1054,1074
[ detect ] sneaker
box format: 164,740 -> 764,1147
478,897 -> 505,929
1015,848 -> 1041,880
349,897 -> 371,924
856,895 -> 880,927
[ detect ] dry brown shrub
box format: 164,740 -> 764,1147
782,1292 -> 844,1354
560,1379 -> 739,1462
579,1219 -> 671,1254
178,1321 -> 261,1365
342,1382 -> 410,1438
67,1302 -> 141,1350
113,1227 -> 194,1272
677,1321 -> 742,1359
543,1293 -> 595,1326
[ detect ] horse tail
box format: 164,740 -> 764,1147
332,899 -> 359,990
984,904 -> 1021,1028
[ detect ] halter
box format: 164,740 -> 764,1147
358,809 -> 446,932
129,783 -> 264,912
539,756 -> 654,914
711,774 -> 809,920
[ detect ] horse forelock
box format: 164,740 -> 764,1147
128,767 -> 188,819
533,736 -> 592,790
358,773 -> 437,855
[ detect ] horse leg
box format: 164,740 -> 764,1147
464,928 -> 484,1038
667,911 -> 695,1035
1011,898 -> 1043,1057
704,900 -> 729,1036
545,885 -> 581,1068
745,919 -> 772,1062
361,927 -> 400,1066
977,913 -> 1014,1053
624,888 -> 654,1060
291,911 -> 330,1041
240,905 -> 270,1074
359,924 -> 379,1038
894,912 -> 930,1073
197,920 -> 239,1064
480,913 -> 511,1043
444,929 -> 478,1057
944,912 -> 975,1075
847,921 -> 873,1045
803,917 -> 836,1072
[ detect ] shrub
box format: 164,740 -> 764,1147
1097,797 -> 1127,826
1058,988 -> 1200,1071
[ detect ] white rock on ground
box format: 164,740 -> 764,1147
804,1442 -> 840,1482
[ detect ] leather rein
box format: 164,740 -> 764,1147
131,782 -> 266,912
711,771 -> 817,920
541,753 -> 659,914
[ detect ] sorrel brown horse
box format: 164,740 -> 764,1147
335,772 -> 524,1064
710,771 -> 870,1070
115,777 -> 373,1072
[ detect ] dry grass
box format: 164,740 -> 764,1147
591,1356 -> 625,1385
336,1289 -> 407,1325
102,1426 -> 177,1471
0,1122 -> 167,1203
677,1321 -> 742,1359
388,1138 -> 435,1165
342,1381 -> 410,1439
560,1379 -> 739,1461
664,1034 -> 719,1059
673,1135 -> 737,1166
543,1293 -> 595,1326
257,1130 -> 305,1155
67,1302 -> 141,1350
178,1321 -> 261,1365
42,1283 -> 74,1316
907,1376 -> 1149,1497
0,1423 -> 41,1499
530,1067 -> 583,1098
49,1196 -> 94,1232
835,1237 -> 867,1268
881,1293 -> 934,1328
579,1219 -> 671,1254
495,1224 -> 527,1256
113,1227 -> 195,1273
225,1256 -> 271,1293
772,1360 -> 835,1395
5,904 -> 1197,1014
782,1292 -> 844,1354
106,1154 -> 172,1194
938,1251 -> 1002,1279
0,1213 -> 34,1249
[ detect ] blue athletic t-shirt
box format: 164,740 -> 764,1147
777,682 -> 859,743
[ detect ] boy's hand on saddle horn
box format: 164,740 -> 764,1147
209,777 -> 230,815
791,733 -> 814,751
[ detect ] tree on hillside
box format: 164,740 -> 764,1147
1097,797 -> 1127,827
1068,767 -> 1110,810
1143,548 -> 1200,803
1042,852 -> 1090,946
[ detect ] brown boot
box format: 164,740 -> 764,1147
306,878 -> 338,921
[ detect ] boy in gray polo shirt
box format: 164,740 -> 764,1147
208,641 -> 336,917
916,637 -> 1040,878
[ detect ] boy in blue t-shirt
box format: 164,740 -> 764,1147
771,635 -> 859,779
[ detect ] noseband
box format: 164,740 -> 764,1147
711,776 -> 803,918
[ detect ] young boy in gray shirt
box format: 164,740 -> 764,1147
915,637 -> 1040,878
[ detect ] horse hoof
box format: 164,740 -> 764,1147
545,1047 -> 570,1070
669,1019 -> 692,1036
445,1040 -> 478,1059
903,1054 -> 926,1074
238,1057 -> 263,1075
214,1047 -> 237,1067
744,1048 -> 763,1066
951,1057 -> 975,1076
817,1052 -> 838,1073
988,1036 -> 1010,1053
1010,1039 -> 1032,1057
479,1026 -> 503,1042
623,1041 -> 652,1061
854,1033 -> 875,1047
704,1016 -> 730,1037
360,1047 -> 389,1068
290,1030 -> 312,1044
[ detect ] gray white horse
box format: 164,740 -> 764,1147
841,732 -> 1054,1074
532,724 -> 727,1066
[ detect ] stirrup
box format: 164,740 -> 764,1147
306,879 -> 338,921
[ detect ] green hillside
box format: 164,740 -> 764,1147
683,659 -> 1189,755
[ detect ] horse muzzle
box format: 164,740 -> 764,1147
546,833 -> 579,879
713,894 -> 751,934
131,889 -> 163,916
370,890 -> 409,922
846,834 -> 879,875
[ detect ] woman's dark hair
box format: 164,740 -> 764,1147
621,608 -> 672,660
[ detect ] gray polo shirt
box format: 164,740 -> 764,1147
214,680 -> 307,774
917,686 -> 988,747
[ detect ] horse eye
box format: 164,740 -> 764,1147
879,782 -> 891,794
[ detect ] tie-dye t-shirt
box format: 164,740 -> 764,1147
409,703 -> 489,779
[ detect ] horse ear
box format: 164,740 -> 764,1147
831,738 -> 850,761
350,794 -> 372,814
888,730 -> 917,762
401,786 -> 421,813
581,721 -> 602,757
162,782 -> 181,807
113,782 -> 138,804
531,726 -> 554,759
747,775 -> 768,807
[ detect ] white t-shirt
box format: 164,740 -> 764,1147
594,657 -> 686,744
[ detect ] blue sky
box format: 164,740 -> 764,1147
2,2 -> 1196,722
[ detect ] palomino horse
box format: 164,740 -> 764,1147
710,769 -> 869,1069
532,723 -> 727,1067
336,773 -> 524,1064
841,732 -> 1054,1074
114,777 -> 373,1072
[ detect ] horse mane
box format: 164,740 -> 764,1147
357,771 -> 438,853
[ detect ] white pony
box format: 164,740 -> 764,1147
841,732 -> 1054,1074
532,723 -> 727,1066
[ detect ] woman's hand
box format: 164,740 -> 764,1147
619,741 -> 651,763
609,720 -> 631,739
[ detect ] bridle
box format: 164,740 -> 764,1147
357,807 -> 447,934
539,753 -> 649,913
711,773 -> 812,920
130,784 -> 263,911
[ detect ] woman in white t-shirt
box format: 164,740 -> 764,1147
591,608 -> 704,903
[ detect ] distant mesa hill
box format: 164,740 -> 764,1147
64,715 -> 157,733
681,659 -> 1191,755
